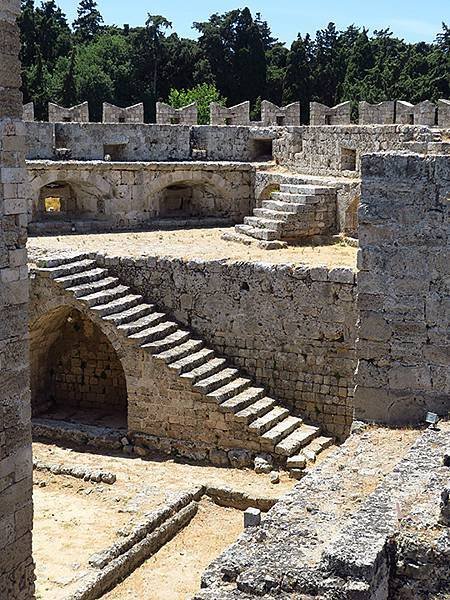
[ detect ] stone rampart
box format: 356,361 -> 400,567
48,101 -> 89,123
22,102 -> 34,121
355,152 -> 450,424
106,256 -> 358,438
210,102 -> 250,126
156,102 -> 198,125
261,101 -> 301,126
310,101 -> 351,125
359,101 -> 395,124
102,102 -> 144,124
396,100 -> 436,126
0,0 -> 34,596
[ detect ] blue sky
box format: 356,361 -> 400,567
57,0 -> 447,44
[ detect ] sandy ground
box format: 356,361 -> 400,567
28,227 -> 357,268
103,499 -> 243,600
32,441 -> 294,599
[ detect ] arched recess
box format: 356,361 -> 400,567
147,171 -> 233,218
30,305 -> 128,428
28,170 -> 115,222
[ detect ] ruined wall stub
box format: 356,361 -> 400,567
261,101 -> 301,126
358,101 -> 395,124
396,100 -> 436,126
355,152 -> 450,424
310,101 -> 351,125
156,102 -> 198,125
210,102 -> 250,126
102,102 -> 144,124
22,102 -> 34,122
438,99 -> 450,128
48,101 -> 89,123
0,0 -> 35,596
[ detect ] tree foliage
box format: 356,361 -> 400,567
19,1 -> 450,123
168,83 -> 226,125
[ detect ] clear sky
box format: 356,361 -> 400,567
56,0 -> 447,44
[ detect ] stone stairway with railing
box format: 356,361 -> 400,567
34,253 -> 333,474
235,183 -> 337,243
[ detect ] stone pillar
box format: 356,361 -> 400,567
354,152 -> 450,424
0,0 -> 34,597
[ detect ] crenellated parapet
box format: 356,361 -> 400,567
260,101 -> 301,126
396,100 -> 436,126
438,99 -> 450,128
102,102 -> 144,123
156,102 -> 198,125
22,101 -> 34,121
310,101 -> 351,125
210,101 -> 250,126
358,100 -> 395,124
48,101 -> 89,123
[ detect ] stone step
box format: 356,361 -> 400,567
194,368 -> 239,395
272,192 -> 324,212
248,406 -> 290,435
220,387 -> 266,414
36,253 -> 95,268
261,416 -> 303,449
67,276 -> 119,298
129,322 -> 178,346
169,348 -> 215,375
180,358 -> 227,385
39,258 -> 97,278
235,224 -> 279,241
244,216 -> 283,232
79,285 -> 131,307
253,208 -> 293,221
279,184 -> 334,195
103,303 -> 155,326
262,200 -> 308,213
91,294 -> 142,318
307,435 -> 334,453
233,395 -> 276,423
286,454 -> 307,469
154,339 -> 204,363
54,268 -> 108,288
142,330 -> 191,354
117,312 -> 166,335
207,377 -> 252,404
274,424 -> 320,456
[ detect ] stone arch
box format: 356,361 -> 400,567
28,170 -> 115,222
147,171 -> 233,218
30,296 -> 130,428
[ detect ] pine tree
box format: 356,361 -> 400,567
61,48 -> 77,106
73,0 -> 103,43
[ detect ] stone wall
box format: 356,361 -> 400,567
359,101 -> 395,124
355,152 -> 450,424
22,102 -> 34,122
30,308 -> 127,415
102,102 -> 144,124
106,256 -> 358,438
396,100 -> 436,126
310,102 -> 351,125
156,102 -> 198,125
260,101 -> 301,126
273,124 -> 439,178
0,0 -> 34,596
438,99 -> 450,127
27,160 -> 254,232
210,102 -> 250,126
48,101 -> 89,123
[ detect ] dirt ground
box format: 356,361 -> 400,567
103,499 -> 243,600
27,227 -> 357,268
32,441 -> 294,599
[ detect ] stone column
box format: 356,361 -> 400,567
0,0 -> 35,597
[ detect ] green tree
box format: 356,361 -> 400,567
168,83 -> 226,124
73,0 -> 103,43
61,47 -> 77,106
145,15 -> 172,100
283,34 -> 313,121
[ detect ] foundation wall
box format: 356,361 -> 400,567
355,152 -> 450,423
105,256 -> 358,438
0,0 -> 34,596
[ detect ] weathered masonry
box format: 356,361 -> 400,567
0,0 -> 34,597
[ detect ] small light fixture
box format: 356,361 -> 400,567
71,223 -> 76,233
425,412 -> 439,429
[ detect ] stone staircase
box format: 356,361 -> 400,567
235,183 -> 337,243
34,253 -> 333,474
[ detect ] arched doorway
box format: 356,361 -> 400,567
37,181 -> 78,219
30,306 -> 127,428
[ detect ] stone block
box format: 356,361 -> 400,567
244,507 -> 261,528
